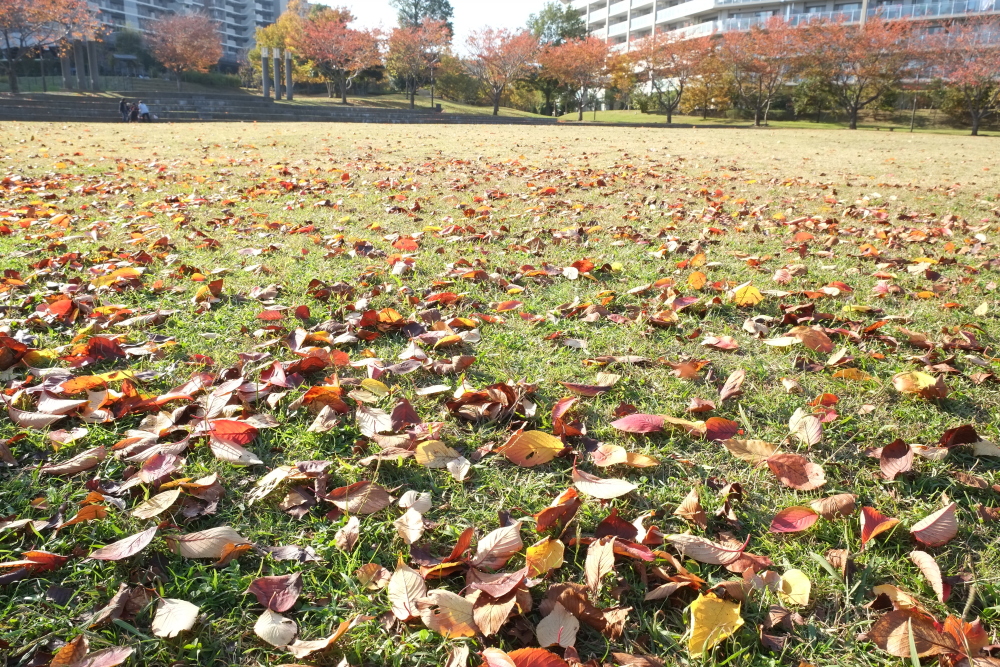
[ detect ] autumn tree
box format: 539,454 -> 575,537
0,0 -> 99,94
539,36 -> 609,120
148,13 -> 222,91
465,29 -> 540,116
390,0 -> 454,33
385,18 -> 450,109
294,7 -> 381,102
682,42 -> 734,119
803,18 -> 913,129
930,18 -> 1000,136
631,33 -> 707,124
719,18 -> 803,126
249,0 -> 320,88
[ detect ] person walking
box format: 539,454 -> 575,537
138,101 -> 150,122
129,103 -> 139,123
119,99 -> 129,122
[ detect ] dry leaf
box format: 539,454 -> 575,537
151,598 -> 199,638
688,593 -> 744,656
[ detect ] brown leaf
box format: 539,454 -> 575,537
722,438 -> 776,466
86,526 -> 157,561
248,572 -> 303,612
673,487 -> 708,529
809,494 -> 856,519
417,589 -> 479,638
585,536 -> 616,595
665,534 -> 747,566
719,369 -> 746,402
471,588 -> 518,636
286,615 -> 369,659
472,522 -> 523,570
880,439 -> 914,480
326,480 -> 393,515
766,453 -> 826,491
870,609 -> 959,657
40,446 -> 106,476
388,559 -> 427,621
166,526 -> 249,559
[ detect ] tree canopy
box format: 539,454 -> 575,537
390,0 -> 454,33
527,1 -> 587,46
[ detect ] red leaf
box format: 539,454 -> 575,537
209,420 -> 259,446
766,453 -> 826,491
507,647 -> 571,667
860,506 -> 900,549
770,506 -> 820,533
704,417 -> 739,442
247,572 -> 303,612
610,414 -> 664,433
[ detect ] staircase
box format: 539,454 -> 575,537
0,92 -> 558,125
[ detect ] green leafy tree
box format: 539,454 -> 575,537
524,2 -> 586,116
390,0 -> 453,33
527,2 -> 586,46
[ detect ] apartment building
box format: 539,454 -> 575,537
561,0 -> 999,44
90,0 -> 288,63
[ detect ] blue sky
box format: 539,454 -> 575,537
325,0 -> 547,47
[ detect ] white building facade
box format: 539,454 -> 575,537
561,0 -> 999,45
90,0 -> 288,63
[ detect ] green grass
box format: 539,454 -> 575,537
555,108 -> 996,134
0,123 -> 999,667
285,92 -> 546,118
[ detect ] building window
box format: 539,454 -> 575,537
834,2 -> 861,9
805,4 -> 827,11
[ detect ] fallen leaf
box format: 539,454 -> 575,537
87,526 -> 157,561
880,439 -> 914,480
472,522 -> 523,570
536,602 -> 579,648
388,559 -> 427,621
526,537 -> 565,577
770,507 -> 820,533
572,468 -> 637,499
810,494 -> 856,519
417,589 -> 479,638
767,453 -> 826,491
254,608 -> 297,647
166,526 -> 249,559
778,569 -> 810,606
248,572 -> 302,613
910,550 -> 948,603
585,536 -> 616,595
500,430 -> 565,467
151,598 -> 199,638
870,608 -> 959,657
861,506 -> 900,549
910,503 -> 958,547
688,593 -> 744,656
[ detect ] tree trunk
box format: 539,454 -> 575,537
754,107 -> 761,126
578,87 -> 586,121
325,81 -> 332,98
971,112 -> 980,136
667,109 -> 672,124
409,77 -> 415,109
430,76 -> 434,109
849,107 -> 858,130
339,72 -> 347,104
493,94 -> 500,116
177,70 -> 182,91
40,51 -> 47,92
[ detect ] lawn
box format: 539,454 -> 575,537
0,122 -> 999,667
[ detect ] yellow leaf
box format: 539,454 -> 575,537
975,302 -> 989,317
360,379 -> 389,396
778,569 -> 811,606
414,440 -> 461,468
688,593 -> 744,656
731,282 -> 764,307
526,537 -> 564,577
832,368 -> 873,382
499,431 -> 565,468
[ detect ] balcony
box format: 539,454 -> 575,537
630,12 -> 656,28
657,0 -> 716,22
608,20 -> 631,35
608,1 -> 629,16
874,0 -> 997,19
